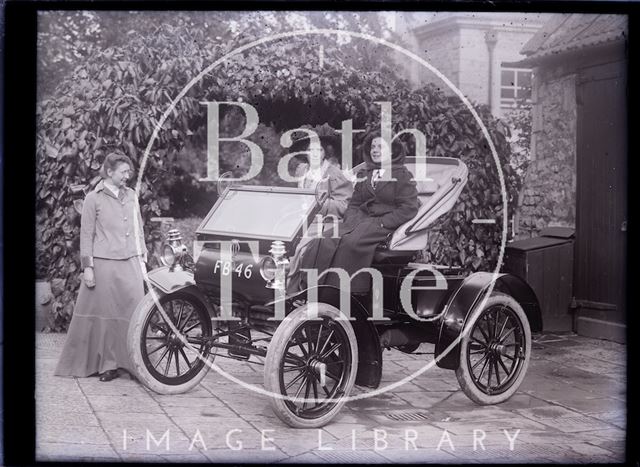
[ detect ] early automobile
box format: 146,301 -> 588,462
127,156 -> 542,428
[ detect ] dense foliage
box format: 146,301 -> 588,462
36,12 -> 518,330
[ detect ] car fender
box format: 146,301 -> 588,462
434,272 -> 542,370
286,285 -> 383,389
146,266 -> 196,294
146,267 -> 217,319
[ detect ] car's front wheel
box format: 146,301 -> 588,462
455,292 -> 531,404
127,290 -> 215,394
264,303 -> 358,428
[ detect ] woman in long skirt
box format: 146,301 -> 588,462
55,152 -> 148,382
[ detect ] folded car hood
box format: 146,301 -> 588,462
388,157 -> 469,251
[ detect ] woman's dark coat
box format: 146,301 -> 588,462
298,140 -> 420,294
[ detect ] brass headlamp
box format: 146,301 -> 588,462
161,229 -> 187,271
261,240 -> 289,290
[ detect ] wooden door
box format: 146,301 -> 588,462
574,57 -> 627,342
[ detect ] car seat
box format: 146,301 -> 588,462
371,157 -> 469,263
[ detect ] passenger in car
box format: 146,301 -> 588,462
293,135 -> 353,217
293,133 -> 419,294
286,135 -> 354,293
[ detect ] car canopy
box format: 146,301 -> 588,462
388,156 -> 468,251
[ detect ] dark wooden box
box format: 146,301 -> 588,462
502,229 -> 574,332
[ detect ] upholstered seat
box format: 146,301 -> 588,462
371,156 -> 469,256
372,248 -> 417,264
343,157 -> 467,264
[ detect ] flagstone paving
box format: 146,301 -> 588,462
36,331 -> 627,463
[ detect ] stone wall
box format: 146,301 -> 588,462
417,24 -> 538,114
516,65 -> 577,238
457,28 -> 491,105
415,28 -> 461,90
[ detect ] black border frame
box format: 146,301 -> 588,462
3,2 -> 638,465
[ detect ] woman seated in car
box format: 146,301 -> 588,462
286,134 -> 354,292
293,134 -> 353,216
292,132 -> 420,295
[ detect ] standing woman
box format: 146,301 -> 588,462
55,152 -> 148,382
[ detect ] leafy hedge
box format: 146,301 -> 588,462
36,18 -> 518,330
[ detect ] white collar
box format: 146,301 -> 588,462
103,181 -> 120,196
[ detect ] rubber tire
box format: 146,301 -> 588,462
455,292 -> 532,405
264,303 -> 358,428
127,290 -> 214,395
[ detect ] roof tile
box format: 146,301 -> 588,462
520,14 -> 627,62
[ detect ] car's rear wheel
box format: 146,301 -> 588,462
456,292 -> 531,404
264,304 -> 358,428
127,290 -> 215,394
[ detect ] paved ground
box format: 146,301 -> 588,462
36,331 -> 627,463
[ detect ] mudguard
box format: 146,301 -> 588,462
285,285 -> 383,389
434,272 -> 542,370
146,266 -> 196,294
145,267 -> 217,319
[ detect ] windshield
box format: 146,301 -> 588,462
197,187 -> 319,241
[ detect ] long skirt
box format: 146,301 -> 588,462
287,219 -> 334,295
297,211 -> 392,294
54,256 -> 145,377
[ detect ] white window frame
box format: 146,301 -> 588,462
500,67 -> 533,109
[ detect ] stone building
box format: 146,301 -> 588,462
511,54 -> 579,237
406,13 -> 545,117
510,14 -> 627,237
508,14 -> 627,341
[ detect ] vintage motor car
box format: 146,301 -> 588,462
127,156 -> 542,428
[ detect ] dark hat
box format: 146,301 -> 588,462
360,132 -> 407,169
288,133 -> 341,165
